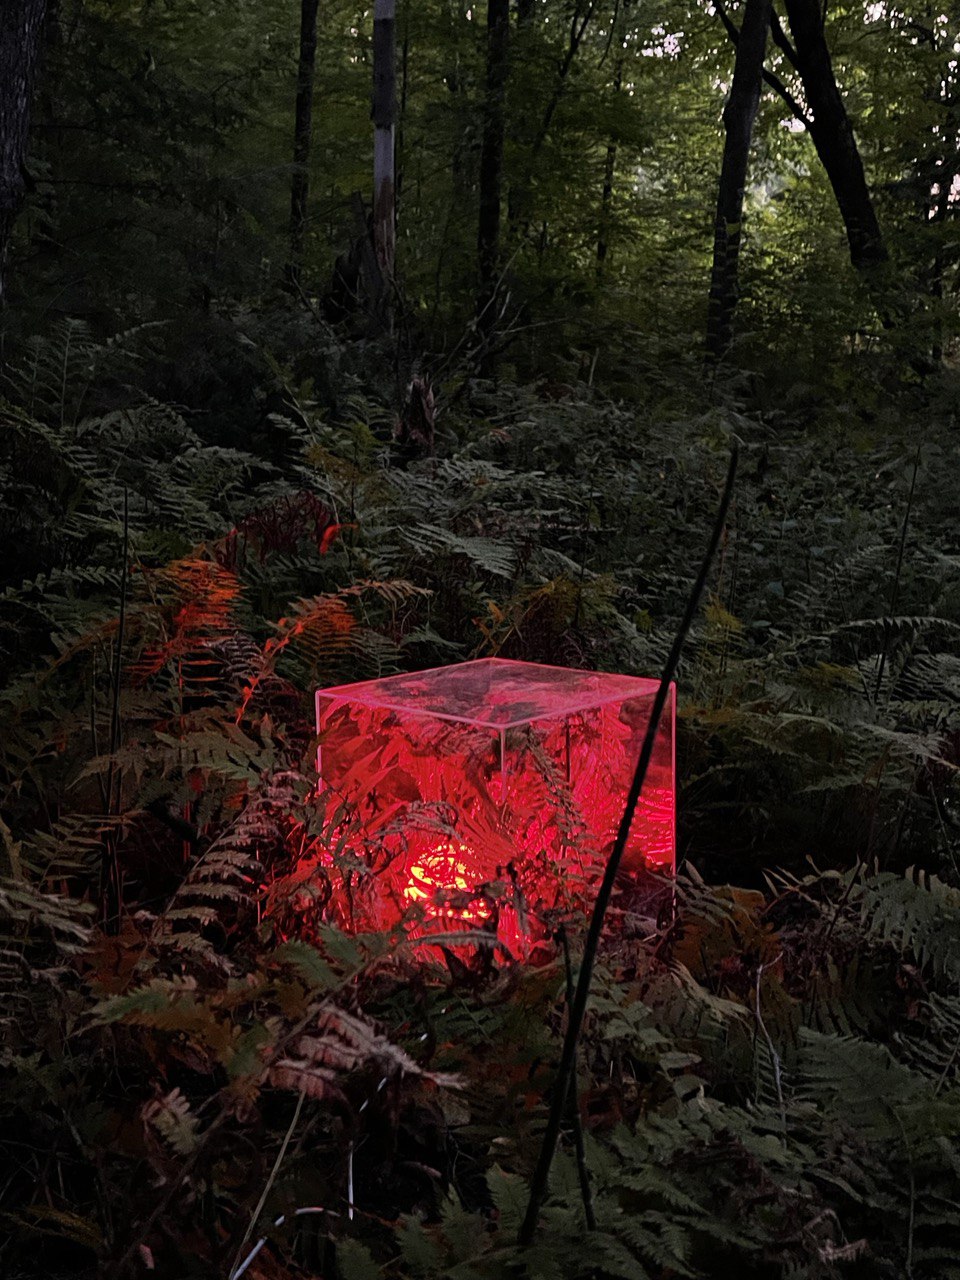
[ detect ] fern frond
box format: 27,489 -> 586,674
854,869 -> 960,981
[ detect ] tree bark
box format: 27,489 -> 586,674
715,2 -> 887,280
506,1 -> 594,247
918,44 -> 958,364
531,2 -> 594,163
372,0 -> 396,331
707,0 -> 771,361
0,0 -> 47,305
476,0 -> 509,372
286,0 -> 320,287
396,14 -> 409,217
781,0 -> 887,270
596,57 -> 623,274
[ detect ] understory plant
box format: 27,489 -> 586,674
0,317 -> 958,1278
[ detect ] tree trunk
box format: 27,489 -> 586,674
925,69 -> 959,363
596,57 -> 623,274
0,0 -> 47,305
707,0 -> 771,361
286,0 -> 320,288
476,0 -> 509,373
517,0 -> 534,23
531,2 -> 594,163
396,14 -> 409,217
372,0 -> 396,331
781,0 -> 887,270
715,2 -> 887,280
508,0 -> 594,238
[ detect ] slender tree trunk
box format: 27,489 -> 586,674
506,2 -> 594,247
596,57 -> 623,274
517,0 -> 534,22
476,0 -> 509,372
0,0 -> 47,305
930,154 -> 958,366
396,13 -> 409,217
715,2 -> 887,280
531,2 -> 594,162
917,35 -> 956,364
372,0 -> 396,331
707,0 -> 771,361
781,0 -> 887,270
286,0 -> 320,287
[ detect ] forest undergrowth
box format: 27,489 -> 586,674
1,308 -> 959,1279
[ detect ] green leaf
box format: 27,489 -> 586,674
487,1166 -> 529,1237
273,939 -> 336,990
397,1216 -> 445,1276
336,1238 -> 382,1280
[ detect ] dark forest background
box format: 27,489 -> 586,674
1,2 -> 959,1278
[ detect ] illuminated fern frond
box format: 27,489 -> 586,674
131,556 -> 243,686
0,876 -> 94,953
267,1006 -> 462,1099
238,579 -> 429,720
0,818 -> 95,1028
158,770 -> 306,960
141,1087 -> 200,1156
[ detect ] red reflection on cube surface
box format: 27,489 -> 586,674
316,659 -> 674,955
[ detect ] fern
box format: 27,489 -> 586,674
854,868 -> 960,981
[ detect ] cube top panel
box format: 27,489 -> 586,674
316,657 -> 661,730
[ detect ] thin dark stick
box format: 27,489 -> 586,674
91,650 -> 108,811
108,487 -> 129,793
873,445 -> 921,705
100,487 -> 129,929
714,0 -> 812,128
518,445 -> 739,1246
558,924 -> 596,1231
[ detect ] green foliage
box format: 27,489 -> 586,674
0,309 -> 958,1275
0,0 -> 959,1276
11,0 -> 957,381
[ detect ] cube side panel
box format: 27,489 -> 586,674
599,686 -> 674,873
517,687 -> 675,880
316,692 -> 507,936
313,673 -> 675,951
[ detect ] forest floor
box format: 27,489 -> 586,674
1,308 -> 959,1279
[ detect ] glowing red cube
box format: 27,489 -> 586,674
315,659 -> 674,952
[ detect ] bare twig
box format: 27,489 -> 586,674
890,1109 -> 916,1278
754,956 -> 787,1140
518,445 -> 739,1246
873,445 -> 921,705
100,486 -> 129,931
229,1089 -> 306,1279
935,1030 -> 960,1097
558,924 -> 596,1230
233,1206 -> 336,1280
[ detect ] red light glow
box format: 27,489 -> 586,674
315,659 -> 675,956
402,845 -> 493,924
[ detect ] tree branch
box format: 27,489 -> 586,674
714,0 -> 812,129
531,0 -> 596,159
769,8 -> 801,68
